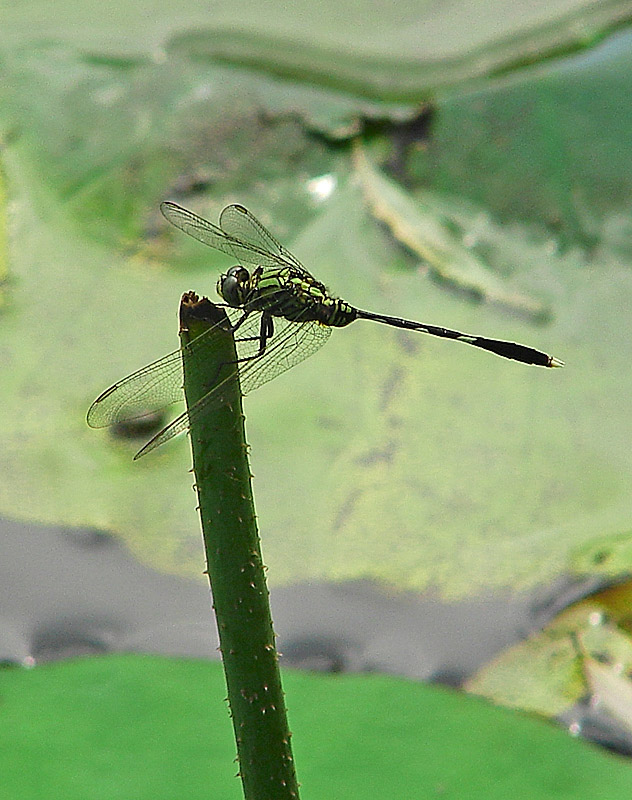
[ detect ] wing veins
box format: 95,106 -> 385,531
161,202 -> 297,269
134,310 -> 330,457
219,204 -> 309,274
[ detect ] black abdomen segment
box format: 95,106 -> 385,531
356,309 -> 562,367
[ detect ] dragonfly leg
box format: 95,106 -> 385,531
230,312 -> 273,365
228,311 -> 252,334
200,313 -> 274,397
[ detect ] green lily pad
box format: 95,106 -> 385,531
0,44 -> 347,243
417,28 -> 632,248
2,25 -> 632,600
572,531 -> 632,579
3,0 -> 632,104
466,603 -> 632,721
2,133 -> 630,600
584,657 -> 632,734
2,654 -> 632,799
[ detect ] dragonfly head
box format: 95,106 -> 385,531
217,265 -> 250,307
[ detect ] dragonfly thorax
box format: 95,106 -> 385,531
217,263 -> 358,328
217,266 -> 251,308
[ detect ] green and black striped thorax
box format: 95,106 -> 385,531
217,264 -> 358,328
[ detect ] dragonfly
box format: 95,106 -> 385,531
87,202 -> 563,458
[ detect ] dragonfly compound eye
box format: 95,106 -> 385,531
217,266 -> 250,307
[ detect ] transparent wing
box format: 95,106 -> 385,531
219,204 -> 309,275
238,316 -> 330,395
134,315 -> 331,458
87,310 -> 247,427
160,202 -> 291,269
86,348 -> 184,428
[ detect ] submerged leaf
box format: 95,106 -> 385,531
353,143 -> 547,317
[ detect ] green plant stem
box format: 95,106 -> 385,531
179,293 -> 299,800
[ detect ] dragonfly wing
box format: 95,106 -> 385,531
237,317 -> 331,395
161,202 -> 288,268
134,355 -> 247,459
87,311 -> 248,428
87,348 -> 184,428
133,405 -> 194,459
219,204 -> 309,274
133,316 -> 331,458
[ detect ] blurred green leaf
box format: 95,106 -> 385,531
3,0 -> 632,103
572,531 -> 632,579
466,604 -> 632,722
0,44 -> 346,243
2,654 -> 632,799
353,143 -> 547,317
584,658 -> 632,734
418,29 -> 632,248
